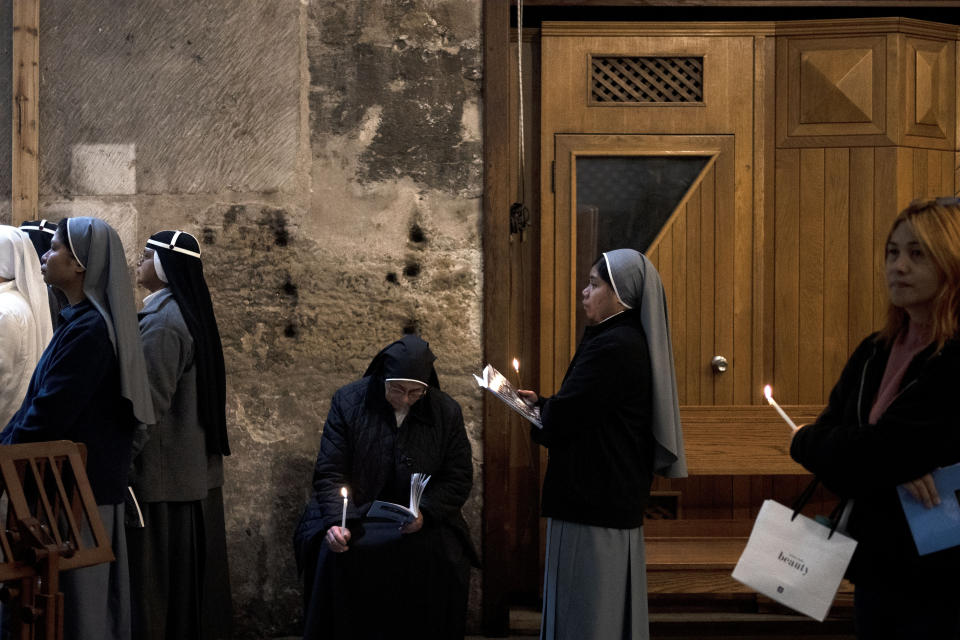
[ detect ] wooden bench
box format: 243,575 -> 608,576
644,405 -> 854,601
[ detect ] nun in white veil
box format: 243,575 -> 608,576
519,248 -> 685,640
0,226 -> 53,427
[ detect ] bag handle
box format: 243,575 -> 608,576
790,477 -> 820,517
790,477 -> 849,540
825,497 -> 850,540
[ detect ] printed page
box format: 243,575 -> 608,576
474,364 -> 542,428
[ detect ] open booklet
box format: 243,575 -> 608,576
367,472 -> 431,524
474,364 -> 542,429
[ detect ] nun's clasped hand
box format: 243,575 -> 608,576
401,511 -> 423,534
326,525 -> 351,553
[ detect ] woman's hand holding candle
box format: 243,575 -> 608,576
763,385 -> 799,431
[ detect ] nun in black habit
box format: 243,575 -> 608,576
2,216 -> 156,640
127,230 -> 232,640
294,335 -> 478,640
518,248 -> 687,640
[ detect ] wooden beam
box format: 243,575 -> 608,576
481,0 -> 513,635
12,0 -> 40,225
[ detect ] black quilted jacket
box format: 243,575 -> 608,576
294,375 -> 478,573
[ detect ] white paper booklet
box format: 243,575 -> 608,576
367,472 -> 431,524
474,364 -> 542,429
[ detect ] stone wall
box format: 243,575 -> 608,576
1,1 -> 483,636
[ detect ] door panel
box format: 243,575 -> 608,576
556,134 -> 743,405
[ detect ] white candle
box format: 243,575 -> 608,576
512,358 -> 521,389
763,385 -> 799,431
340,487 -> 348,529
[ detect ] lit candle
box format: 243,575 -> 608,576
512,358 -> 522,389
340,487 -> 348,529
763,385 -> 798,431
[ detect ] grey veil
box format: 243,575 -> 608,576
603,248 -> 687,478
66,217 -> 156,426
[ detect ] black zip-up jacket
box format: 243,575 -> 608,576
791,333 -> 960,585
532,309 -> 654,528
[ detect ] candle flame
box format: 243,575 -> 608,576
512,358 -> 520,373
341,487 -> 347,498
763,385 -> 773,403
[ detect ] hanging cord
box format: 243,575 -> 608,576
516,0 -> 525,202
510,0 -> 530,236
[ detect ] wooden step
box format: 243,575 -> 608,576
508,606 -> 855,639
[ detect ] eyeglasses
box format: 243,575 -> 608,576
385,383 -> 427,401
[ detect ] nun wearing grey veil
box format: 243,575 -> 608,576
521,248 -> 685,640
2,217 -> 154,640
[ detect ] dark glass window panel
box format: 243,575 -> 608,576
574,155 -> 709,339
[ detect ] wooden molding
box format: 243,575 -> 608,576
903,36 -> 954,141
521,0 -> 960,5
542,21 -> 776,37
778,34 -> 888,144
679,405 -> 821,475
776,20 -> 958,148
774,16 -> 960,38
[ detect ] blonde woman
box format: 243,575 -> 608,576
791,197 -> 960,639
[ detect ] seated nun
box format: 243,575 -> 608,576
294,335 -> 479,640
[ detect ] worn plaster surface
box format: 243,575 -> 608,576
17,0 -> 484,636
38,0 -> 300,196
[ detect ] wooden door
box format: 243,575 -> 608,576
540,24 -> 767,413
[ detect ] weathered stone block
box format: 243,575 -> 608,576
38,0 -> 300,195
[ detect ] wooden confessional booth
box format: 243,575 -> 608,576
482,13 -> 959,634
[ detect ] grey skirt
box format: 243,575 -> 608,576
61,503 -> 131,640
540,518 -> 649,640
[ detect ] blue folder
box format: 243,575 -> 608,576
897,462 -> 960,556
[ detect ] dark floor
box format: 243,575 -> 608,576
463,602 -> 857,639
283,601 -> 857,639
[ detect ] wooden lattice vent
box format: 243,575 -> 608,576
591,56 -> 704,104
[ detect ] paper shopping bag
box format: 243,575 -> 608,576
732,499 -> 857,621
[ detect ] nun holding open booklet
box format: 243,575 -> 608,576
518,248 -> 686,640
